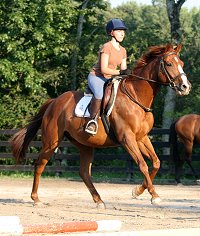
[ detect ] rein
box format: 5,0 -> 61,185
121,78 -> 152,112
120,51 -> 185,112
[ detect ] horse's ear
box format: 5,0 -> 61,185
174,44 -> 182,54
165,43 -> 173,52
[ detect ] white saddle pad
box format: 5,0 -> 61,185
75,77 -> 121,118
75,94 -> 92,117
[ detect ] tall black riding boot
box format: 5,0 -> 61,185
85,98 -> 102,135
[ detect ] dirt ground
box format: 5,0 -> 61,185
1,177 -> 200,235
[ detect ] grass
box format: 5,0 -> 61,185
0,170 -> 198,185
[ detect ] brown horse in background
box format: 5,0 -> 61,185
169,114 -> 200,184
10,44 -> 191,207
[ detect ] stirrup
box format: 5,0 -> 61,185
85,119 -> 98,135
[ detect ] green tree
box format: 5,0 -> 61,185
0,0 -> 77,128
0,0 -> 77,95
174,7 -> 200,116
0,0 -> 199,129
69,0 -> 109,90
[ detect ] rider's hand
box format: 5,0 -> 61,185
120,69 -> 131,75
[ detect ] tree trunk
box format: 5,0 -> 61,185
166,0 -> 185,44
162,0 -> 185,154
70,0 -> 90,90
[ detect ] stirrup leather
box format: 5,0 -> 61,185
85,119 -> 98,135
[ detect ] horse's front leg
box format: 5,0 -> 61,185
132,136 -> 161,204
122,134 -> 160,204
78,145 -> 105,209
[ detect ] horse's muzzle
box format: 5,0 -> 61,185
176,80 -> 191,96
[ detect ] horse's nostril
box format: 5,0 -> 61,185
181,84 -> 191,91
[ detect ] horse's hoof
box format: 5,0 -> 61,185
151,197 -> 161,205
132,185 -> 142,199
33,200 -> 43,206
96,202 -> 106,209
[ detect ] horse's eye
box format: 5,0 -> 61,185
166,62 -> 172,66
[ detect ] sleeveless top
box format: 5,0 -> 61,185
91,41 -> 127,79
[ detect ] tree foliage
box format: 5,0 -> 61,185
0,0 -> 199,128
0,0 -> 77,94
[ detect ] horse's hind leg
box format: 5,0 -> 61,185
184,143 -> 199,180
31,148 -> 57,204
31,121 -> 61,204
77,144 -> 105,209
175,157 -> 185,184
186,159 -> 199,180
175,141 -> 192,184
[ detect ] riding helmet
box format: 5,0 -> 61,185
106,18 -> 128,35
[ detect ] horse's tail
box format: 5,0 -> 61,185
169,120 -> 179,164
10,99 -> 54,163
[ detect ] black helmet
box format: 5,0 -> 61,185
106,18 -> 127,35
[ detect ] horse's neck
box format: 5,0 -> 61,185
131,63 -> 160,108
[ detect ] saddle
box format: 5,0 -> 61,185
75,76 -> 122,118
74,77 -> 122,140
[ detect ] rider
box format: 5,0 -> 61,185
85,18 -> 129,135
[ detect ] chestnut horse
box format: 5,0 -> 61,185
10,44 -> 191,207
169,114 -> 200,184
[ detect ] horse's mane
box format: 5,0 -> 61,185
134,45 -> 167,70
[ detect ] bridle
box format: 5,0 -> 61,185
159,52 -> 186,90
120,51 -> 186,112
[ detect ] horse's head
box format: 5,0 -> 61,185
159,44 -> 191,96
133,44 -> 191,96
